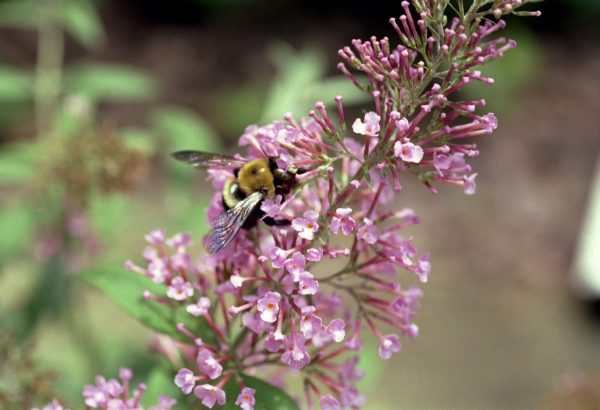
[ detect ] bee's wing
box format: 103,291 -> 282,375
171,150 -> 246,169
205,191 -> 264,255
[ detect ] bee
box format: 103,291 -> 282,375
172,150 -> 300,254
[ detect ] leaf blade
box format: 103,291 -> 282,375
64,63 -> 157,102
81,267 -> 217,346
223,374 -> 300,410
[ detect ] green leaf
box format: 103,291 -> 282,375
166,187 -> 210,236
82,267 -> 217,346
64,63 -> 157,102
302,76 -> 369,107
0,65 -> 33,101
143,364 -> 183,409
88,193 -> 131,243
152,106 -> 221,181
356,341 -> 383,393
0,141 -> 42,183
260,43 -> 326,123
119,127 -> 156,155
0,203 -> 36,261
151,106 -> 220,152
62,0 -> 105,49
223,375 -> 300,410
0,0 -> 37,29
211,84 -> 267,139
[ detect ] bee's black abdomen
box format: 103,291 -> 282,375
241,207 -> 263,229
263,216 -> 291,227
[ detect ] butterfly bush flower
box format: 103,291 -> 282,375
194,384 -> 227,408
235,387 -> 256,410
121,1 -> 540,408
32,400 -> 68,410
36,369 -> 176,410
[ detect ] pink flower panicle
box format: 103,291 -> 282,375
123,1 -> 539,408
76,368 -> 176,410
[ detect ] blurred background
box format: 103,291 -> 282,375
0,0 -> 599,408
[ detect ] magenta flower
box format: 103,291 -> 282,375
306,247 -> 323,262
150,396 -> 178,410
33,399 -> 67,410
326,319 -> 346,343
463,173 -> 478,195
481,113 -> 498,132
83,369 -> 175,409
230,272 -> 246,288
146,258 -> 169,284
284,251 -> 306,280
281,333 -> 311,370
196,349 -> 223,380
395,117 -> 409,132
264,331 -> 285,353
166,276 -> 194,301
269,246 -> 287,269
357,218 -> 380,244
394,141 -> 424,163
82,385 -> 110,408
378,334 -> 402,360
352,111 -> 381,137
170,252 -> 191,271
166,232 -> 191,249
186,296 -> 211,316
298,272 -> 319,295
242,312 -> 271,334
340,387 -> 367,408
414,253 -> 431,283
194,384 -> 226,408
330,208 -> 357,235
260,195 -> 283,218
235,387 -> 256,410
291,210 -> 320,240
320,395 -> 341,410
300,307 -> 323,338
174,368 -> 196,395
256,291 -> 281,323
145,229 -> 165,245
339,357 -> 364,385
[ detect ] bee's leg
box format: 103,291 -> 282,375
262,216 -> 291,227
275,185 -> 291,195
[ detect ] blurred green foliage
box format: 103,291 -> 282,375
82,267 -> 218,345
64,63 -> 157,102
213,43 -> 368,140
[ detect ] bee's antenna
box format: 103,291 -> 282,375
258,145 -> 270,159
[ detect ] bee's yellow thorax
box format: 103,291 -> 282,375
238,159 -> 275,198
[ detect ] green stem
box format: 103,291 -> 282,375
34,0 -> 64,138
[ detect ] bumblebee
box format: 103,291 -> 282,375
172,150 -> 300,254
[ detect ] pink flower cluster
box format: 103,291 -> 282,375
122,1 -> 540,409
37,369 -> 176,410
338,1 -> 540,196
83,368 -> 176,410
